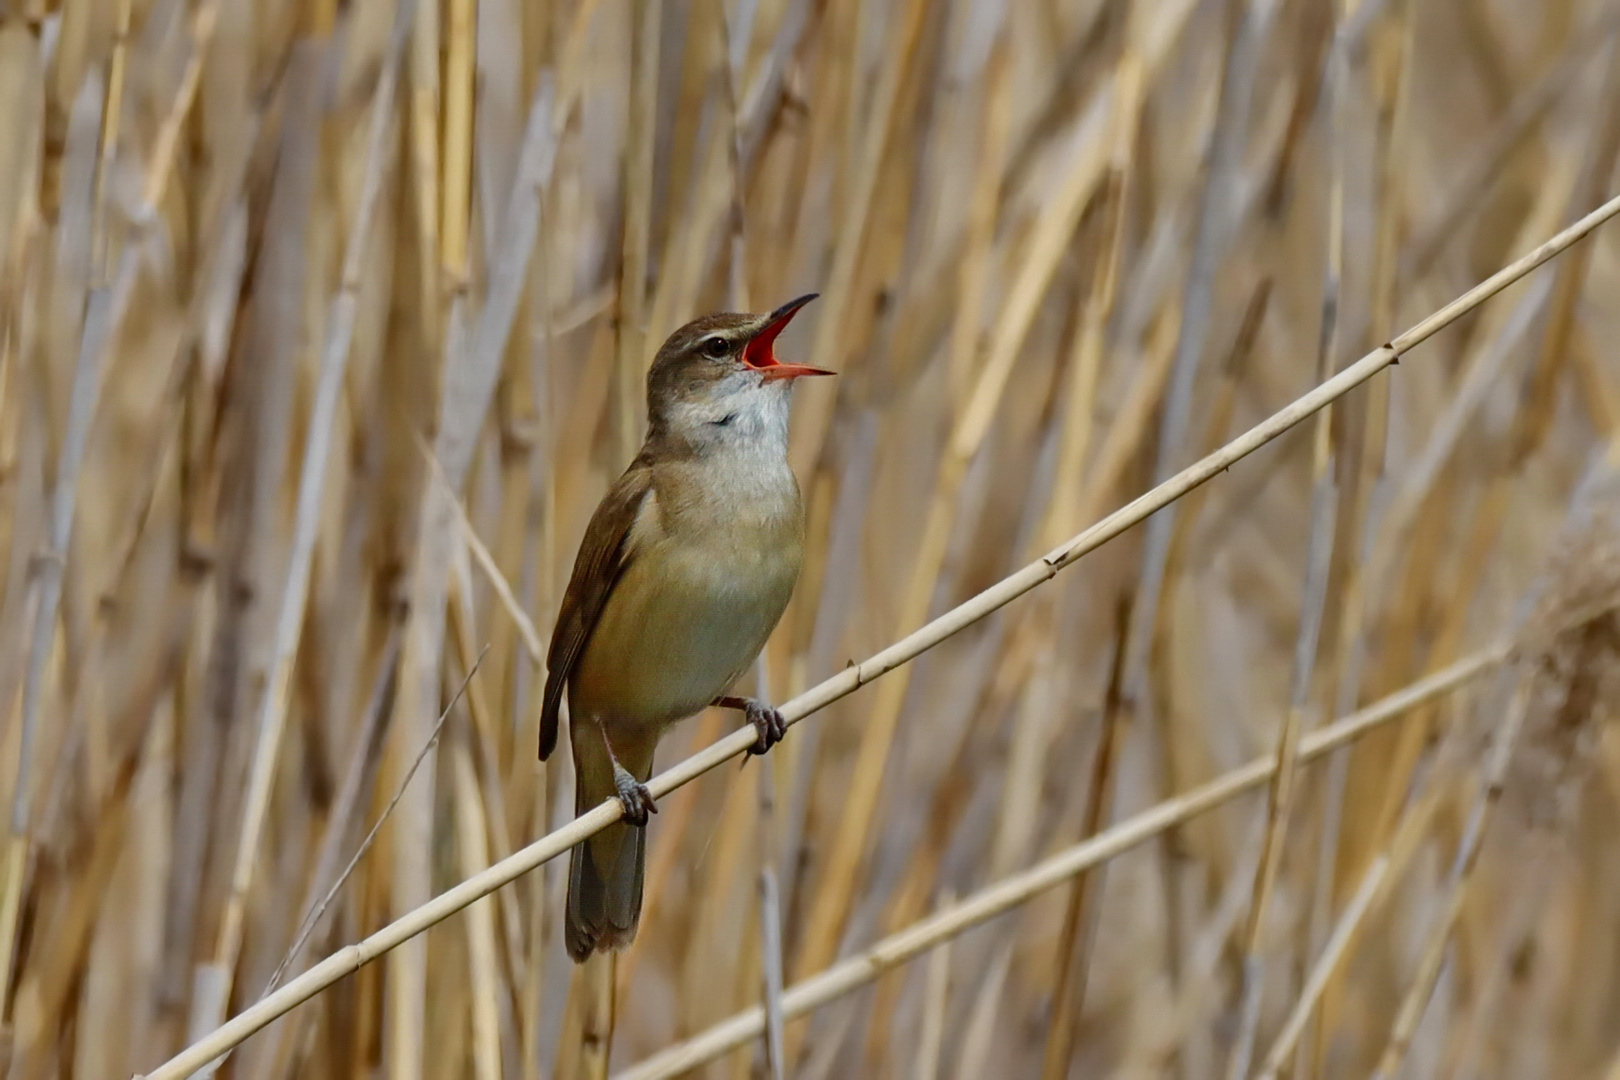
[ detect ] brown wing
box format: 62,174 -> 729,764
539,462 -> 655,760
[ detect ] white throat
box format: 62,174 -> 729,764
664,376 -> 794,461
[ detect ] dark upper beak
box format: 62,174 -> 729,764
768,293 -> 819,324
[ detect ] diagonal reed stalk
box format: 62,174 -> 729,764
135,183 -> 1620,1080
613,648 -> 1505,1080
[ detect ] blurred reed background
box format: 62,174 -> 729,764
3,0 -> 1620,1077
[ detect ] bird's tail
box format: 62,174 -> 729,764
565,727 -> 651,962
565,820 -> 646,961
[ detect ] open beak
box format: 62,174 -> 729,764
743,293 -> 836,382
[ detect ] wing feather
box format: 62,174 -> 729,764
539,462 -> 654,760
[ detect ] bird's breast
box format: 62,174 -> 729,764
570,459 -> 804,727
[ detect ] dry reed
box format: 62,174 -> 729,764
4,3 -> 1620,1080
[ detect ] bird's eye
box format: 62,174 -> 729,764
700,336 -> 731,359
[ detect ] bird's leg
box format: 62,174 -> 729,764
600,727 -> 657,825
712,695 -> 788,755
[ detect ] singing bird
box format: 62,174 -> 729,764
540,294 -> 833,961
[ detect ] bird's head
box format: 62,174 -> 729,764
645,294 -> 833,449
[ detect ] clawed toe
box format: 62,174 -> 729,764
614,776 -> 658,825
745,703 -> 788,756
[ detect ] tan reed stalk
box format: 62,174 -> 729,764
612,649 -> 1505,1080
1355,39 -> 1620,908
1224,5 -> 1352,1072
0,17 -> 33,539
1355,0 -> 1406,330
1158,277 -> 1272,615
791,58 -> 1115,998
1400,6 -> 1620,282
221,644 -> 480,1080
785,0 -> 929,480
754,657 -> 788,1080
671,748 -> 762,1054
1221,420 -> 1336,1080
850,31 -> 1009,1055
1337,151 -> 1578,900
386,0 -> 475,1069
951,941 -> 1015,1080
490,312 -> 540,775
910,889 -> 954,1080
942,35 -> 1010,408
445,470 -> 544,664
192,6 -> 414,1056
388,29 -> 576,1078
613,0 -> 659,466
1124,0 -> 1278,680
659,0 -> 718,261
0,0 -> 129,1017
269,637 -> 404,988
1120,16 -> 1280,1071
450,573 -> 528,972
1037,58 -> 1149,1080
516,179 -> 560,1080
440,0 -> 474,287
1515,40 -> 1620,455
577,954 -> 616,1080
443,544 -> 516,1039
452,730 -> 505,1080
550,964 -> 586,1080
425,432 -> 542,955
86,0 -> 127,271
407,0 -> 442,352
138,185 -> 1620,1080
1254,774 -> 1446,1080
1259,0 -> 1332,213
1303,1 -> 1416,1065
1369,678 -> 1535,1080
1037,596 -> 1133,1080
242,633 -> 401,1080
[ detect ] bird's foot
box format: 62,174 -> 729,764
712,696 -> 788,759
613,768 -> 658,826
744,701 -> 787,756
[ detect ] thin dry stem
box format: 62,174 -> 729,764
614,650 -> 1504,1080
139,182 -> 1620,1080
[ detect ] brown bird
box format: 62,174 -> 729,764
540,294 -> 832,961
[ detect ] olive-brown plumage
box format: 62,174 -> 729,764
540,295 -> 831,961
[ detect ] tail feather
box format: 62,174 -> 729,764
565,719 -> 653,962
565,819 -> 646,961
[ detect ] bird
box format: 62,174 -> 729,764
539,293 -> 833,962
